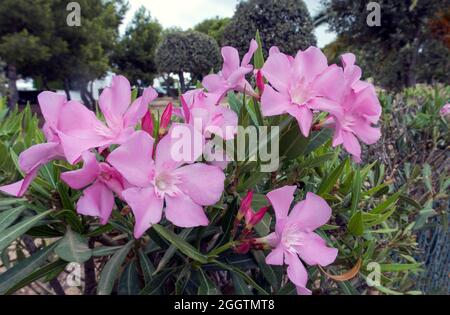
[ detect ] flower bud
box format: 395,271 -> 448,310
142,110 -> 154,136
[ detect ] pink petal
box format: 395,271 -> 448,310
61,151 -> 99,189
269,46 -> 281,56
285,251 -> 308,288
266,185 -> 296,220
286,105 -> 313,137
77,181 -> 114,225
122,187 -> 164,238
352,119 -> 381,145
342,131 -> 362,163
58,132 -> 107,165
107,131 -> 155,187
221,46 -> 240,78
311,65 -> 346,103
260,84 -> 292,116
297,232 -> 338,267
296,286 -> 312,295
293,46 -> 328,84
308,97 -> 343,118
0,169 -> 38,197
98,75 -> 131,125
261,53 -> 292,94
241,39 -> 258,67
37,92 -> 66,128
202,74 -> 228,95
289,192 -> 332,231
123,87 -> 158,128
165,193 -> 209,227
266,245 -> 284,265
18,142 -> 63,173
156,123 -> 204,171
173,163 -> 225,205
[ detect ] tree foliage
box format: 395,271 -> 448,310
222,0 -> 316,57
320,0 -> 450,89
113,6 -> 162,88
155,30 -> 220,91
194,17 -> 230,45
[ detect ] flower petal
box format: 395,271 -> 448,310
165,193 -> 209,227
286,105 -> 313,137
261,84 -> 292,116
266,185 -> 296,220
99,75 -> 131,125
285,251 -> 308,288
107,131 -> 155,187
342,131 -> 362,163
261,52 -> 292,94
289,192 -> 332,231
37,92 -> 66,128
173,163 -> 225,205
61,151 -> 99,189
266,244 -> 284,265
122,187 -> 164,238
123,87 -> 158,128
18,142 -> 63,173
293,46 -> 328,84
77,181 -> 114,225
297,232 -> 338,267
0,168 -> 38,197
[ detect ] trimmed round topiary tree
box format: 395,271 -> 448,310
155,30 -> 221,92
222,0 -> 317,57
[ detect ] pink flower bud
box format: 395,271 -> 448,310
237,190 -> 253,221
160,102 -> 173,130
141,110 -> 154,136
234,241 -> 251,254
256,70 -> 265,94
180,95 -> 190,124
245,206 -> 269,228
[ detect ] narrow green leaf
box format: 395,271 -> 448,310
254,30 -> 265,69
0,210 -> 53,253
5,259 -> 67,295
97,241 -> 134,295
0,242 -> 59,294
118,260 -> 141,295
252,250 -> 279,291
231,272 -> 252,295
55,228 -> 92,263
317,158 -> 347,196
197,269 -> 221,295
155,228 -> 192,273
0,206 -> 27,231
139,270 -> 173,295
348,211 -> 364,236
92,246 -> 122,257
152,224 -> 208,264
138,249 -> 155,285
350,167 -> 362,215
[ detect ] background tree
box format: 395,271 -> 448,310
113,6 -> 162,88
222,0 -> 316,57
194,17 -> 230,45
319,0 -> 450,89
155,30 -> 220,92
0,0 -> 127,107
0,0 -> 53,107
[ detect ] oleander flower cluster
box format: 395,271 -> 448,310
0,40 -> 382,294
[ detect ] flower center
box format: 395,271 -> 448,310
290,81 -> 310,105
154,171 -> 181,198
281,223 -> 307,254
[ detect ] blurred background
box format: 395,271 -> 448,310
0,0 -> 448,294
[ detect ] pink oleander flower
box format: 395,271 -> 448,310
260,46 -> 344,137
0,92 -> 67,197
264,186 -> 338,295
107,127 -> 225,238
56,75 -> 157,164
61,151 -> 131,224
202,39 -> 259,98
440,103 -> 450,116
325,54 -> 382,162
160,102 -> 173,132
181,89 -> 238,141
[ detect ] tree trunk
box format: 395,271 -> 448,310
64,78 -> 71,100
7,64 -> 18,108
178,71 -> 186,93
80,81 -> 94,110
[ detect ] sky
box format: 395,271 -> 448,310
121,0 -> 336,48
